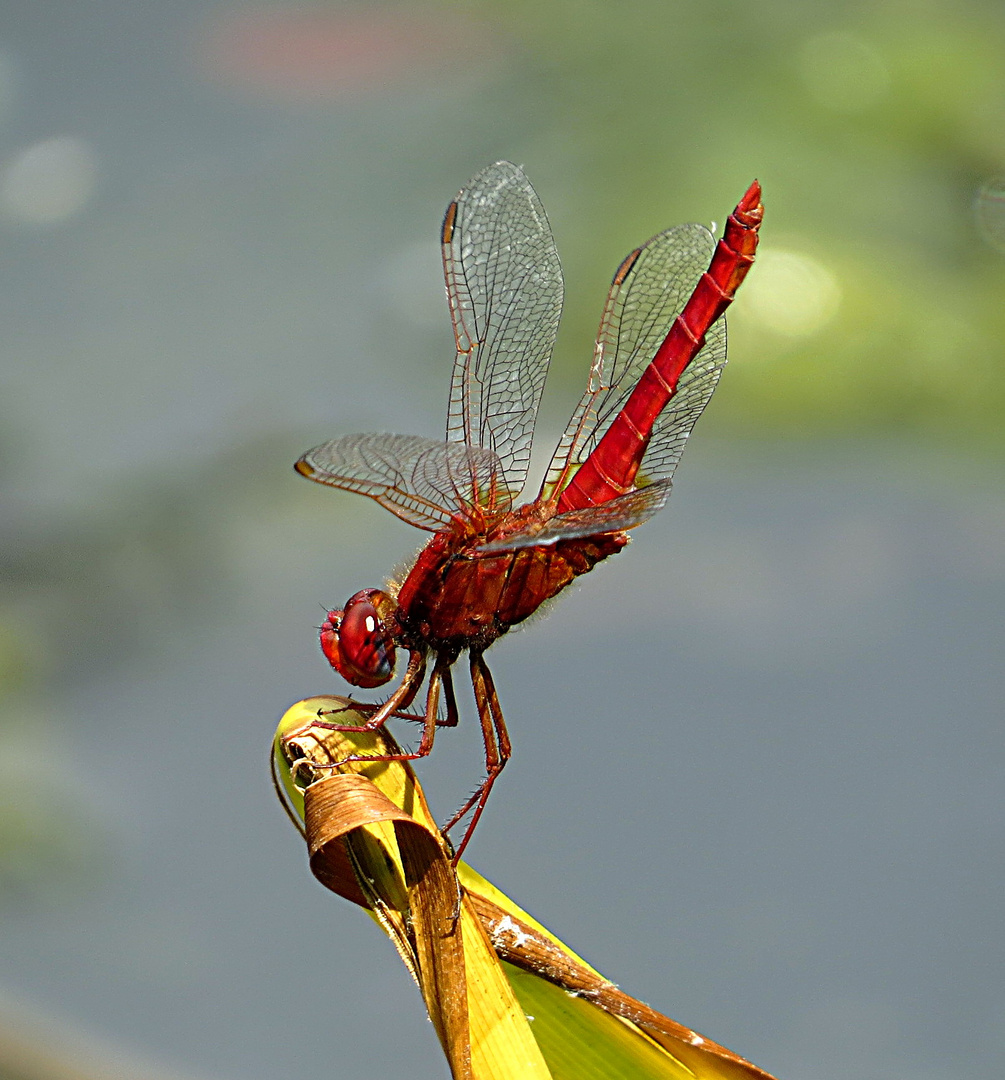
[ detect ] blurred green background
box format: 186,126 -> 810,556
0,2 -> 1002,1079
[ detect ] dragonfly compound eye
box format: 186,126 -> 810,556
321,589 -> 396,688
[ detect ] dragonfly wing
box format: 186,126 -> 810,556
475,479 -> 672,553
542,222 -> 724,499
296,433 -> 505,532
443,161 -> 563,498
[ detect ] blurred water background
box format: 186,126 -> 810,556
0,1 -> 1003,1078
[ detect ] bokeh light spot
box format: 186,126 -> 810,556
799,31 -> 890,113
974,177 -> 1005,254
200,8 -> 495,100
0,136 -> 98,224
742,249 -> 842,339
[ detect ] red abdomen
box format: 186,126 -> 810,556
557,180 -> 763,511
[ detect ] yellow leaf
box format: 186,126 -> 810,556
274,697 -> 779,1080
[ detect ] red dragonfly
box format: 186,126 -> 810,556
297,162 -> 762,858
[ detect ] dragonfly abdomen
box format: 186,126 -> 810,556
557,180 -> 762,512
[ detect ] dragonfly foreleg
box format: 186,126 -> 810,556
442,651 -> 511,862
412,654 -> 450,755
313,652 -> 453,775
337,656 -> 458,728
315,649 -> 426,733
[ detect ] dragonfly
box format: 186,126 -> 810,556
296,161 -> 762,859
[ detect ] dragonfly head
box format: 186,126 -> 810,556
320,588 -> 397,688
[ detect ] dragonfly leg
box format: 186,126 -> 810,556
316,649 -> 426,733
363,655 -> 459,728
442,651 -> 511,862
437,665 -> 460,728
408,654 -> 447,757
334,658 -> 458,728
313,653 -> 452,773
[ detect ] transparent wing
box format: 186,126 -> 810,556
542,223 -> 725,499
475,479 -> 672,553
296,433 -> 506,533
443,160 -> 563,497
